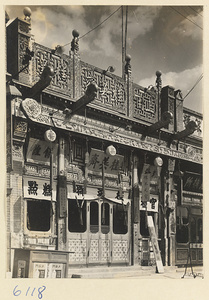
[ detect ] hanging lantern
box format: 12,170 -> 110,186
154,156 -> 163,177
106,145 -> 116,156
44,128 -> 56,142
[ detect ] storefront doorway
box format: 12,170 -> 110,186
67,197 -> 131,266
175,205 -> 203,265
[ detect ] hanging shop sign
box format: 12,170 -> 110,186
58,175 -> 67,218
23,177 -> 56,201
88,148 -> 124,175
147,216 -> 164,273
140,194 -> 158,213
141,164 -> 151,203
183,172 -> 202,194
27,138 -> 58,163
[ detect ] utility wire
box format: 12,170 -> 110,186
62,6 -> 122,47
169,6 -> 203,30
189,6 -> 203,18
183,73 -> 203,100
182,7 -> 201,25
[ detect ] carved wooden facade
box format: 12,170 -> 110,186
6,14 -> 203,278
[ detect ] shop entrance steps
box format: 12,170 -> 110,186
68,265 -> 156,279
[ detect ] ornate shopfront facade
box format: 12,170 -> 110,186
6,12 -> 203,278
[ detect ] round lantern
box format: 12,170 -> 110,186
106,145 -> 116,157
154,156 -> 163,177
154,156 -> 163,167
44,129 -> 56,142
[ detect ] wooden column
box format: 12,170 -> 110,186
57,137 -> 67,251
132,154 -> 140,265
164,158 -> 176,266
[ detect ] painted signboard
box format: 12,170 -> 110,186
147,216 -> 164,273
88,148 -> 124,175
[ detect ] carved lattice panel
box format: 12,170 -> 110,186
89,239 -> 99,262
112,240 -> 128,261
32,43 -> 73,96
81,63 -> 126,114
68,239 -> 87,262
101,240 -> 110,261
133,86 -> 158,123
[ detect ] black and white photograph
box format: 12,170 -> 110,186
3,2 -> 206,298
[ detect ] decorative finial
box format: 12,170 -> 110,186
125,54 -> 131,74
23,7 -> 32,22
125,54 -> 131,62
156,70 -> 162,91
71,29 -> 79,53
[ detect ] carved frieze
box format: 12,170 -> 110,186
18,34 -> 30,74
19,99 -> 202,164
183,113 -> 202,137
18,21 -> 31,34
13,119 -> 27,140
24,164 -> 54,178
81,63 -> 126,114
12,141 -> 23,161
33,44 -> 72,96
133,86 -> 158,123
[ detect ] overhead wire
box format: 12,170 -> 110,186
183,73 -> 203,100
182,7 -> 201,25
189,6 -> 203,18
169,6 -> 203,30
62,6 -> 122,47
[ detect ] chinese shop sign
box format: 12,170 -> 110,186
147,215 -> 164,273
88,148 -> 124,175
23,177 -> 56,200
183,172 -> 202,194
26,138 -> 58,163
140,194 -> 158,213
141,164 -> 151,203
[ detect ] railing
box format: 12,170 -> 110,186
81,61 -> 126,115
132,83 -> 158,124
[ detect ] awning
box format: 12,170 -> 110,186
68,192 -> 130,205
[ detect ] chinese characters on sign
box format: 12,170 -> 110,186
88,148 -> 124,175
140,195 -> 158,213
24,178 -> 56,200
141,164 -> 151,203
27,138 -> 58,163
183,172 -> 202,194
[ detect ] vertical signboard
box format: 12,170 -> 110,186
147,216 -> 164,273
58,175 -> 67,218
141,164 -> 151,203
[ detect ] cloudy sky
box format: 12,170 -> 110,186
6,5 -> 203,113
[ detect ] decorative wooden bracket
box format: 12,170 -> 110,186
143,111 -> 173,138
23,65 -> 54,99
170,120 -> 198,143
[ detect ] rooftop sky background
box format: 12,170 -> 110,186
5,5 -> 203,113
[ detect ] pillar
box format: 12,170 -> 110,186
57,137 -> 67,251
164,158 -> 176,266
132,154 -> 140,265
